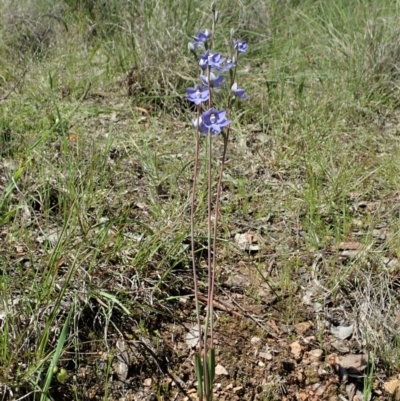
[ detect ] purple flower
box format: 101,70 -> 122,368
201,108 -> 231,135
234,40 -> 248,54
191,116 -> 210,135
208,52 -> 225,68
186,84 -> 210,106
231,83 -> 248,99
199,50 -> 225,70
219,58 -> 236,73
192,29 -> 212,47
200,72 -> 224,88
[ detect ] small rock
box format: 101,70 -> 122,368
251,336 -> 261,344
331,339 -> 350,353
143,378 -> 152,387
307,349 -> 324,362
313,302 -> 323,312
259,352 -> 273,360
289,341 -> 303,360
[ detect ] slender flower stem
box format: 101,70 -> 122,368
187,17 -> 247,398
209,51 -> 239,346
204,62 -> 213,400
207,66 -> 212,109
191,107 -> 203,393
203,129 -> 213,399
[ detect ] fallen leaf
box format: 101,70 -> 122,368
289,341 -> 303,360
133,106 -> 150,116
333,242 -> 364,258
346,382 -> 356,401
340,250 -> 362,259
36,230 -> 59,246
295,321 -> 312,334
337,353 -> 368,372
337,242 -> 363,250
384,378 -> 400,400
327,353 -> 368,381
115,339 -> 129,381
233,386 -> 243,393
215,364 -> 228,376
186,326 -> 200,348
311,383 -> 326,396
234,233 -> 260,251
259,352 -> 273,360
330,324 -> 354,340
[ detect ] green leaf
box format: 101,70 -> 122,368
207,348 -> 215,401
40,309 -> 72,400
195,352 -> 203,399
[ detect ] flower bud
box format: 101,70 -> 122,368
214,11 -> 219,23
230,28 -> 236,38
188,42 -> 196,52
211,2 -> 216,12
57,368 -> 68,384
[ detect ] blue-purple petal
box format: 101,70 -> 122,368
234,40 -> 248,53
200,74 -> 224,88
213,76 -> 224,87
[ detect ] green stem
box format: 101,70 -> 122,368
191,107 -> 204,400
209,51 -> 242,345
203,129 -> 213,398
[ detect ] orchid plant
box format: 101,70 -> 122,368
186,4 -> 248,400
